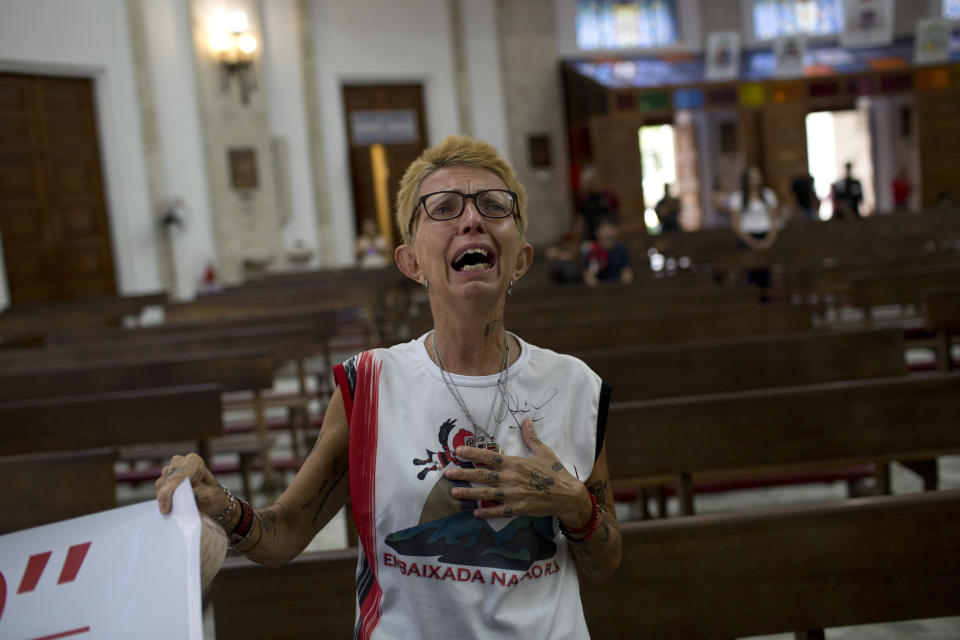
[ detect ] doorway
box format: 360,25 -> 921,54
0,73 -> 116,303
805,106 -> 876,220
342,84 -> 428,250
638,124 -> 676,232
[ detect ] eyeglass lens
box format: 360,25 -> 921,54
423,190 -> 515,221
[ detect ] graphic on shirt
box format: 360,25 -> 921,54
388,417 -> 557,571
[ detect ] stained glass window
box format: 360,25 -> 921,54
753,0 -> 842,41
576,0 -> 678,50
945,0 -> 960,20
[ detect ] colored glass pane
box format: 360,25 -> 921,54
753,0 -> 842,40
576,0 -> 678,50
945,0 -> 960,20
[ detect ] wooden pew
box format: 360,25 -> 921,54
166,268 -> 409,345
605,372 -> 960,515
514,303 -> 814,352
579,328 -> 906,400
0,323 -> 318,489
0,383 -> 223,456
208,491 -> 960,640
0,449 -> 117,534
0,350 -> 277,496
212,548 -> 358,640
0,349 -> 275,402
924,285 -> 960,370
0,384 -> 223,533
0,291 -> 167,346
581,490 -> 960,639
644,209 -> 960,274
407,286 -> 762,337
850,263 -> 960,323
47,314 -> 337,453
0,323 -> 315,372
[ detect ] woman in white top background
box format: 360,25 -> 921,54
728,165 -> 780,251
727,166 -> 781,299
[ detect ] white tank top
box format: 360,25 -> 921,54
334,334 -> 609,639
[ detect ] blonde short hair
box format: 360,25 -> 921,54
395,135 -> 528,245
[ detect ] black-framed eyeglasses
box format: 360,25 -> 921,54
412,189 -> 519,230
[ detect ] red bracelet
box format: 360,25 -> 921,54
228,499 -> 255,546
559,493 -> 601,542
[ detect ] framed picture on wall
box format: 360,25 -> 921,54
706,31 -> 740,81
774,35 -> 807,78
840,0 -> 893,48
228,148 -> 259,191
914,18 -> 951,65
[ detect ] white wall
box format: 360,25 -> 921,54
262,0 -> 322,266
459,0 -> 511,161
141,0 -> 217,299
309,0 -> 461,263
0,0 -> 161,304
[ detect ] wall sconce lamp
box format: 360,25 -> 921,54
210,10 -> 258,105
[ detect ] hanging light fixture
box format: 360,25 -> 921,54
210,10 -> 257,105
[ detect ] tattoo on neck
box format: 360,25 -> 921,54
482,315 -> 504,339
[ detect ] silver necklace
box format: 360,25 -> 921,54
431,331 -> 510,456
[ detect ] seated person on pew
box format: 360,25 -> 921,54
156,135 -> 621,639
582,217 -> 634,287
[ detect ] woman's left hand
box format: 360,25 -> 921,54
444,418 -> 593,527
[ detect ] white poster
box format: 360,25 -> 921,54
0,483 -> 203,640
914,18 -> 952,65
705,31 -> 740,81
774,35 -> 807,78
840,0 -> 894,48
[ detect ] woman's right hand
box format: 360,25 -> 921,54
155,453 -> 227,516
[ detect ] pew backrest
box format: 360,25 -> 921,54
0,449 -> 117,533
0,323 -> 314,373
0,349 -> 275,402
515,304 -> 814,351
0,383 -> 223,456
604,372 -> 960,483
212,548 -> 358,639
581,490 -> 960,639
578,328 -> 906,400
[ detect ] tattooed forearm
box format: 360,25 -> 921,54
597,516 -> 611,543
260,508 -> 280,544
588,479 -> 608,505
551,461 -> 563,471
310,465 -> 349,526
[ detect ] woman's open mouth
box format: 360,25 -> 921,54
451,247 -> 495,272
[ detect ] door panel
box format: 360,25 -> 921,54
0,73 -> 115,303
588,112 -> 646,231
342,84 -> 428,246
760,102 -> 809,205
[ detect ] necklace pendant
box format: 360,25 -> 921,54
466,431 -> 502,467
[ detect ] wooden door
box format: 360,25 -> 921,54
0,73 -> 116,303
916,88 -> 960,207
588,112 -> 646,232
342,84 -> 428,246
759,101 -> 809,206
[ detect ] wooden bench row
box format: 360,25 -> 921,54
209,489 -> 960,639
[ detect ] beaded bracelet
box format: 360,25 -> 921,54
559,493 -> 602,543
